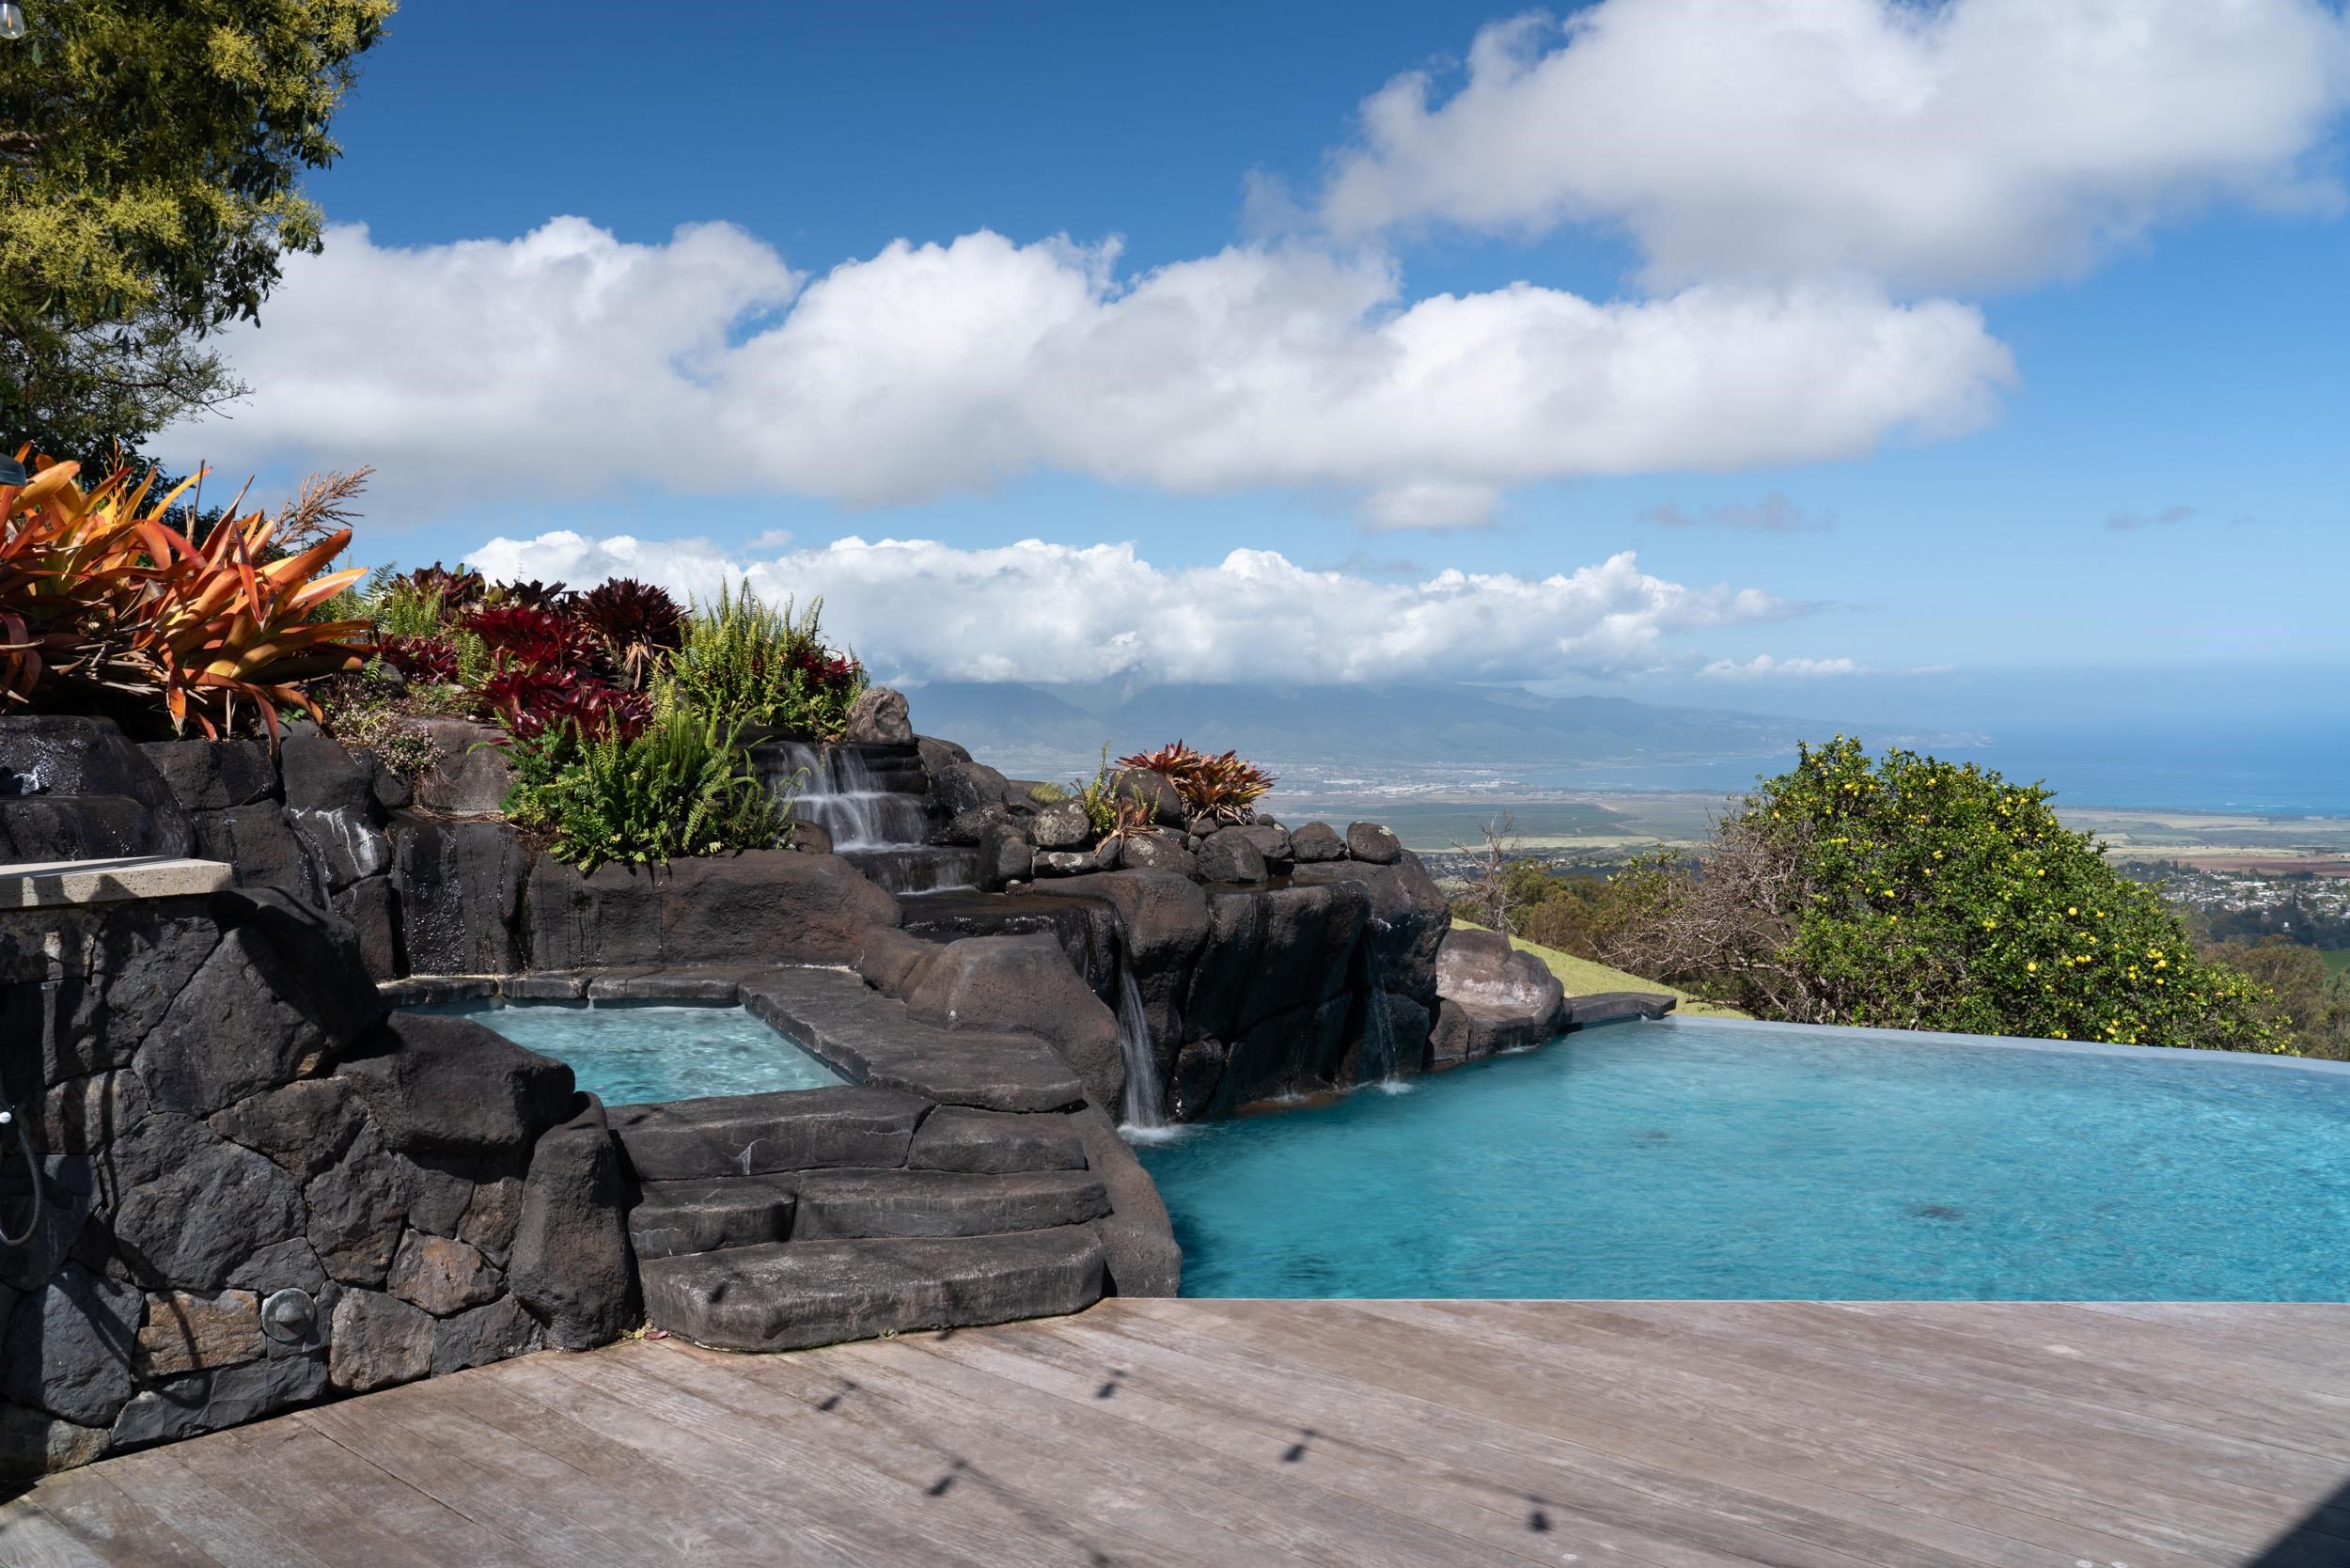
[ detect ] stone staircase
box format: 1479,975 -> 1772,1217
609,1086 -> 1115,1351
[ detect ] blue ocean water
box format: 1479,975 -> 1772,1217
1136,1018 -> 2350,1300
413,998 -> 846,1105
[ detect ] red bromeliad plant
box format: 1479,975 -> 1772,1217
1,457 -> 374,740
1115,739 -> 1277,824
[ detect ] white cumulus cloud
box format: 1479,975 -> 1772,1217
161,221 -> 2013,522
1317,0 -> 2350,291
1699,653 -> 1867,679
463,531 -> 1815,684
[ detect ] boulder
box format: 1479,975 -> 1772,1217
1196,831 -> 1268,885
209,886 -> 388,1048
844,686 -> 915,745
787,816 -> 834,855
1111,769 -> 1185,828
935,760 -> 1010,816
905,934 -> 1124,1116
6,904 -> 220,1089
1185,884 -> 1368,1053
1345,821 -> 1403,864
977,822 -> 1034,891
855,927 -> 944,1000
41,1070 -> 147,1156
192,803 -> 313,897
277,734 -> 378,817
327,1289 -> 436,1393
0,793 -> 191,863
1113,832 -> 1195,878
337,1012 -> 576,1159
459,1174 -> 527,1266
1030,799 -> 1092,851
915,735 -> 973,786
0,715 -> 191,840
1065,1103 -> 1183,1296
1435,926 -> 1568,1029
430,1294 -> 542,1376
506,1098 -> 636,1350
140,740 -> 275,811
1289,821 -> 1346,863
1291,854 -> 1451,1003
525,851 -> 901,971
1168,1038 -> 1227,1121
390,813 -> 525,976
410,720 -> 513,816
0,1264 -> 144,1426
1054,870 -> 1210,1054
284,804 -> 391,894
1229,823 -> 1293,870
1033,848 -> 1104,878
941,802 -> 1010,846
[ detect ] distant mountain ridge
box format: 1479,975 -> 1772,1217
903,680 -> 1812,776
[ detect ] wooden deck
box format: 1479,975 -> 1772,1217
6,1299 -> 2348,1567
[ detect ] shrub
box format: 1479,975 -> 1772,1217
503,708 -> 788,872
1115,739 -> 1275,824
663,582 -> 865,741
574,577 -> 685,691
1601,737 -> 2282,1052
1,457 -> 373,739
311,680 -> 445,779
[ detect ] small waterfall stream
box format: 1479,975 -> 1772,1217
1111,919 -> 1168,1131
757,742 -> 932,851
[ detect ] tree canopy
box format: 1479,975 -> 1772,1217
0,0 -> 393,461
1606,737 -> 2282,1052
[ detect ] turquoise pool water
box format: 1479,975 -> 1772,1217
1136,1017 -> 2350,1300
413,998 -> 846,1105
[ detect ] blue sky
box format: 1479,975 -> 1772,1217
157,1 -> 2350,729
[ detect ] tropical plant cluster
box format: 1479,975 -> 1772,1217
339,573 -> 860,870
1116,740 -> 1276,825
0,457 -> 372,738
1595,737 -> 2284,1053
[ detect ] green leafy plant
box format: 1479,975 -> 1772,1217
311,678 -> 444,779
663,582 -> 866,740
503,708 -> 788,873
1599,736 -> 2282,1052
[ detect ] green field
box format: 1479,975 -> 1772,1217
1455,920 -> 1748,1018
2325,949 -> 2350,979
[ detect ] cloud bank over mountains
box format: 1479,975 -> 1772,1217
466,533 -> 1807,685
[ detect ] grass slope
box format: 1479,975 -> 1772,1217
1451,919 -> 1748,1018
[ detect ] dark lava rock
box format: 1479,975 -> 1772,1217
338,1012 -> 574,1159
1033,848 -> 1104,878
302,1123 -> 416,1288
1111,769 -> 1184,827
507,1098 -> 635,1351
845,685 -> 915,744
430,1294 -> 542,1376
1,903 -> 222,1089
0,715 -> 191,840
1344,821 -> 1402,864
527,850 -> 901,972
283,803 -> 391,894
390,813 -> 525,977
789,817 -> 834,855
41,1070 -> 148,1156
135,925 -> 328,1117
388,1231 -> 503,1316
607,1086 -> 927,1182
458,1174 -> 526,1266
1435,926 -> 1568,1036
209,1077 -> 368,1182
915,734 -> 973,786
1169,1038 -> 1228,1121
855,927 -> 943,1000
639,1228 -> 1105,1352
1228,823 -> 1292,870
0,1406 -> 106,1479
935,760 -> 1011,816
328,1289 -> 436,1392
905,1108 -> 1087,1174
1112,831 -> 1196,878
277,734 -> 376,817
141,740 -> 275,811
1,1264 -> 144,1426
941,802 -> 1010,846
0,1157 -> 95,1294
1291,854 -> 1451,1002
744,970 -> 1086,1115
110,1351 -> 327,1450
110,1114 -> 306,1290
905,934 -> 1123,1116
1289,820 -> 1346,862
0,793 -> 194,863
977,821 -> 1034,891
1196,830 -> 1269,885
410,719 -> 512,815
191,803 -> 312,897
209,886 -> 387,1048
1064,1103 -> 1183,1297
1030,799 -> 1092,851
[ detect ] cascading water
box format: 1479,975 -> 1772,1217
755,740 -> 979,896
1355,917 -> 1410,1089
1111,920 -> 1168,1132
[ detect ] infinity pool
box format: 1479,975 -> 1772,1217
413,998 -> 847,1105
1136,1016 -> 2350,1299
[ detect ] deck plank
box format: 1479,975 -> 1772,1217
3,1300 -> 2345,1568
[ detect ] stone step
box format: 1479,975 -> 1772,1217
639,1228 -> 1106,1352
627,1175 -> 799,1260
791,1168 -> 1110,1240
905,1107 -> 1088,1174
606,1086 -> 930,1183
839,847 -> 981,897
744,969 -> 1086,1114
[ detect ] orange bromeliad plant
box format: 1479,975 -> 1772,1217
0,456 -> 375,740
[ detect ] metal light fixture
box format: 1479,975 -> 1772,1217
0,6 -> 24,43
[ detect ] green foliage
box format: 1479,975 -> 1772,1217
662,582 -> 865,741
1448,858 -> 1625,959
1071,744 -> 1123,838
0,0 -> 395,459
311,676 -> 440,778
503,708 -> 787,873
1115,739 -> 1275,824
2199,937 -> 2350,1060
1606,737 -> 2283,1052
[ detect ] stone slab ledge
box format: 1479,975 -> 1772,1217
0,855 -> 234,909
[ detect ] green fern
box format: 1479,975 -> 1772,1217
504,708 -> 790,872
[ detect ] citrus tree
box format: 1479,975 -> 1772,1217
1604,737 -> 2282,1051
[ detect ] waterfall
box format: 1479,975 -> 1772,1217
1111,923 -> 1168,1131
757,741 -> 930,851
1357,917 -> 1408,1087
